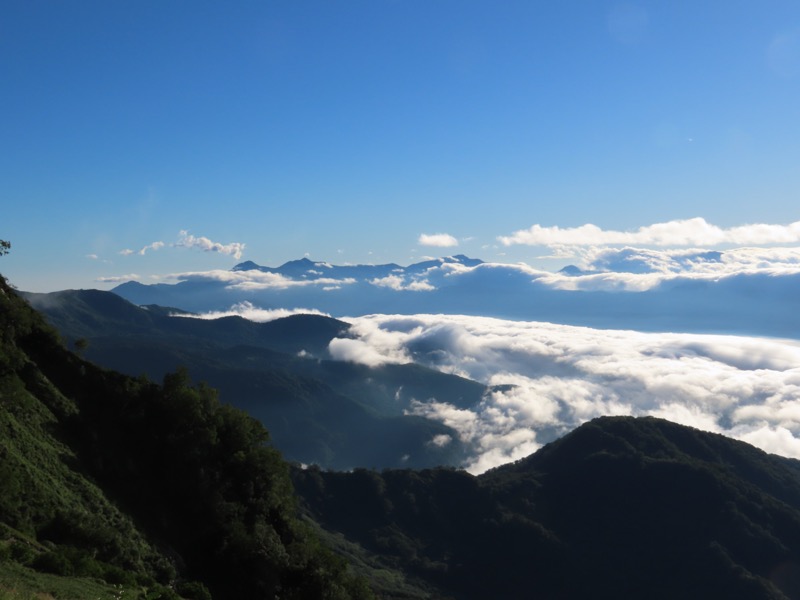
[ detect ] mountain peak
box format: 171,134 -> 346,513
279,257 -> 315,268
558,265 -> 584,276
232,260 -> 262,271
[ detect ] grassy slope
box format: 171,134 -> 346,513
0,287 -> 168,598
1,274 -> 374,599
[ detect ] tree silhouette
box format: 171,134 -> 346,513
0,240 -> 9,256
74,338 -> 89,355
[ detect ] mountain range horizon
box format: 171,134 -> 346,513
105,247 -> 800,342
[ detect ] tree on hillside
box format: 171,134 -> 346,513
0,240 -> 9,256
74,337 -> 89,355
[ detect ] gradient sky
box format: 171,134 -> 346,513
2,1 -> 800,291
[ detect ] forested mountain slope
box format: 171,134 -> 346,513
0,274 -> 373,599
294,417 -> 800,600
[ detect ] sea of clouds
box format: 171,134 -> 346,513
162,224 -> 800,474
328,314 -> 800,473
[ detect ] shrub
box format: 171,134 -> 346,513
175,580 -> 213,600
31,549 -> 73,576
8,542 -> 35,565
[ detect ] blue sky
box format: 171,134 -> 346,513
2,0 -> 800,291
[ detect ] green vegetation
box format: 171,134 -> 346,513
0,272 -> 373,599
294,418 -> 800,599
12,264 -> 800,598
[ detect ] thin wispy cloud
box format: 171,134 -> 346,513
419,233 -> 459,247
96,274 -> 140,283
120,241 -> 166,256
499,218 -> 800,248
329,314 -> 800,473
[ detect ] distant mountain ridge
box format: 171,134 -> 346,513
230,254 -> 484,280
110,253 -> 800,339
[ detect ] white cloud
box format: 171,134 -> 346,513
176,230 -> 245,259
120,241 -> 165,256
328,338 -> 402,367
406,280 -> 436,291
96,274 -> 140,283
86,253 -> 99,260
370,274 -> 435,292
406,247 -> 800,294
429,433 -> 453,447
163,269 -> 356,291
173,301 -> 329,322
121,232 -> 244,260
331,313 -> 800,473
579,246 -> 800,276
499,218 -> 800,248
419,233 -> 459,247
530,246 -> 800,292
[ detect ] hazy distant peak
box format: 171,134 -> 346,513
451,254 -> 483,264
558,265 -> 585,276
279,257 -> 315,268
407,254 -> 484,271
232,255 -> 483,273
231,260 -> 261,271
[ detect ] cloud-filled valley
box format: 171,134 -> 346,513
328,314 -> 800,473
108,231 -> 800,473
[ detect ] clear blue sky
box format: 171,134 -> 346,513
2,0 -> 800,291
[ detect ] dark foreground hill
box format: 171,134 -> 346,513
1,274 -> 373,599
294,417 -> 800,599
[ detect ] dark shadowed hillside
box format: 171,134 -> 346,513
1,273 -> 374,599
25,288 -> 485,470
294,416 -> 800,600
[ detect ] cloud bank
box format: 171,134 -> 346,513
165,269 -> 356,291
118,248 -> 800,339
151,245 -> 800,296
330,314 -> 800,473
499,218 -> 800,248
173,301 -> 329,322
